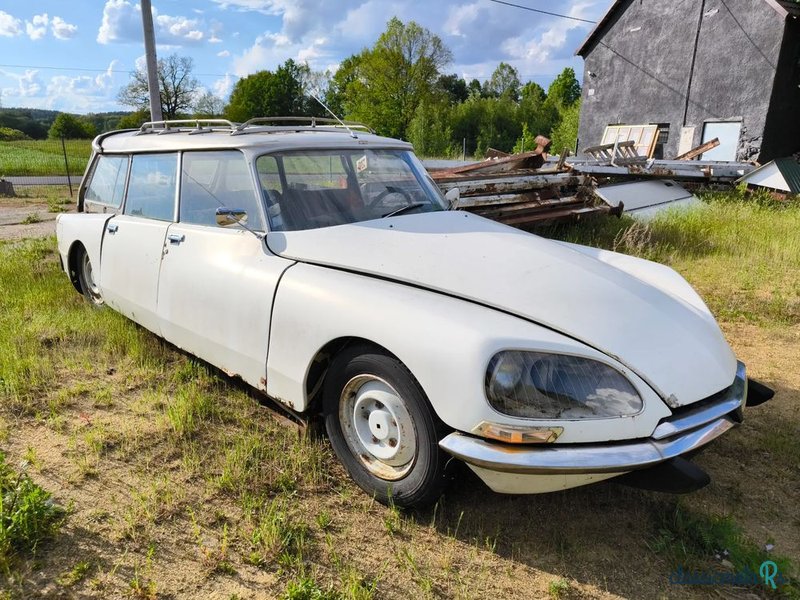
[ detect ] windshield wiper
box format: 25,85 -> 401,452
382,203 -> 425,218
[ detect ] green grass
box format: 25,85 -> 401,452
0,451 -> 64,571
542,190 -> 800,326
0,238 -> 172,416
650,502 -> 798,593
0,139 -> 91,177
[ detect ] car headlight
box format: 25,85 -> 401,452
485,351 -> 643,419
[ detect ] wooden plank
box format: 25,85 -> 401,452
434,173 -> 586,195
675,137 -> 719,160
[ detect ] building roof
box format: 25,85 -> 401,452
737,157 -> 800,193
576,0 -> 799,57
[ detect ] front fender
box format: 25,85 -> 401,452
266,263 -> 669,443
56,213 -> 113,286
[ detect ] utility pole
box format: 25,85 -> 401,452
140,0 -> 163,123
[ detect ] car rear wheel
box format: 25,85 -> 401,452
76,247 -> 104,306
323,345 -> 448,507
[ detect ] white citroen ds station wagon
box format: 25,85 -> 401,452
56,118 -> 772,507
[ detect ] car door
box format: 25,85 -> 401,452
99,152 -> 177,335
156,150 -> 291,391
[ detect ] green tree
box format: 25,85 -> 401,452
546,67 -> 581,109
550,100 -> 581,155
436,74 -> 468,104
518,81 -> 559,139
484,62 -> 521,102
466,78 -> 483,99
336,17 -> 452,139
116,109 -> 150,129
47,113 -> 96,139
225,59 -> 322,122
407,100 -> 455,157
0,127 -> 30,141
117,54 -> 200,120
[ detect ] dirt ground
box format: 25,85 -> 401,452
0,198 -> 62,240
0,198 -> 797,599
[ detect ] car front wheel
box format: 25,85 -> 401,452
323,346 -> 448,507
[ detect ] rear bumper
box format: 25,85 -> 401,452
440,362 -> 746,484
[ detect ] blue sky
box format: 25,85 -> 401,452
0,0 -> 612,114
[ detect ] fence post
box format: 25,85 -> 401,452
61,136 -> 73,197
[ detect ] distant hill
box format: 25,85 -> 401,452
0,107 -> 135,139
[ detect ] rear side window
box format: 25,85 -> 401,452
85,155 -> 128,209
180,151 -> 264,230
124,153 -> 177,221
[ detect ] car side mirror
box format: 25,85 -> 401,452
445,187 -> 460,208
216,207 -> 248,227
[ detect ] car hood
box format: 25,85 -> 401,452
266,211 -> 736,405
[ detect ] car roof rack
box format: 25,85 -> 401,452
136,119 -> 238,135
232,116 -> 375,135
132,117 -> 376,137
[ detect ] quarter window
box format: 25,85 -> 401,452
180,151 -> 264,230
124,153 -> 177,221
85,155 -> 128,209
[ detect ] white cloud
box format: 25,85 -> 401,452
95,60 -> 120,89
97,0 -> 140,44
0,9 -> 22,37
443,3 -> 479,38
156,14 -> 205,43
217,49 -> 230,57
51,16 -> 78,40
1,69 -> 44,98
25,13 -> 48,41
97,0 -> 211,45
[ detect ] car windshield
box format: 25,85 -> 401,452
256,149 -> 446,232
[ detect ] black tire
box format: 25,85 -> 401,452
323,345 -> 449,508
75,246 -> 104,306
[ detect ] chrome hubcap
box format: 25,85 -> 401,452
339,375 -> 416,480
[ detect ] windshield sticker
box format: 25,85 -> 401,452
356,155 -> 368,173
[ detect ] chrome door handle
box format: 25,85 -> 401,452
107,223 -> 118,233
167,233 -> 185,244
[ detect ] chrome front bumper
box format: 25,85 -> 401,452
440,363 -> 746,476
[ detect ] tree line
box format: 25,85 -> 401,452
2,17 -> 582,157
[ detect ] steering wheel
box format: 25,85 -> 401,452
365,185 -> 414,211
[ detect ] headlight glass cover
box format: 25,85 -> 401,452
485,351 -> 643,419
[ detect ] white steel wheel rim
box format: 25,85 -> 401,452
81,252 -> 101,298
339,374 -> 417,481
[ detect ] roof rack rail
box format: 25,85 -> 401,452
136,119 -> 238,135
233,116 -> 375,135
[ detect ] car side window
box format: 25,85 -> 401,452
84,155 -> 128,210
180,150 -> 264,230
124,153 -> 177,221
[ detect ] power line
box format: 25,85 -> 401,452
486,0 -> 597,24
0,63 -> 235,78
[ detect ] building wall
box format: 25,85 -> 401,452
761,18 -> 800,161
577,0 -> 784,161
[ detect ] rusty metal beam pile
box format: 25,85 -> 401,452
425,137 -> 756,229
428,146 -> 614,228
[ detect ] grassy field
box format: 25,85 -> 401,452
0,139 -> 91,177
0,192 -> 798,598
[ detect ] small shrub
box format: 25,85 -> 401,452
0,452 -> 64,569
283,576 -> 341,600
